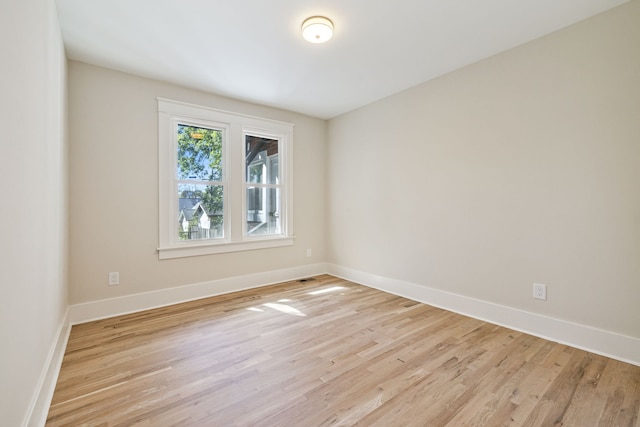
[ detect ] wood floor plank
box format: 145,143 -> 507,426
46,275 -> 640,426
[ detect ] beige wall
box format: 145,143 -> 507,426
68,62 -> 326,304
0,0 -> 68,425
327,1 -> 640,338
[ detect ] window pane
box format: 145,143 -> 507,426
248,162 -> 263,184
268,157 -> 279,184
177,124 -> 223,181
245,136 -> 278,184
178,183 -> 223,240
246,187 -> 280,236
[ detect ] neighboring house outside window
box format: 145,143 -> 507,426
158,98 -> 294,259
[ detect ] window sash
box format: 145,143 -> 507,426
242,130 -> 286,240
170,118 -> 229,247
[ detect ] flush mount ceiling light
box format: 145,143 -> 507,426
302,16 -> 334,43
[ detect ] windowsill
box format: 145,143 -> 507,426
157,236 -> 295,259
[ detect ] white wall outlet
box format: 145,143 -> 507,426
533,283 -> 547,300
306,248 -> 312,257
108,272 -> 120,286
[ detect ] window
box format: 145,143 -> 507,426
177,123 -> 225,242
158,98 -> 294,259
245,135 -> 281,236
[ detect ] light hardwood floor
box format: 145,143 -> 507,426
47,275 -> 640,426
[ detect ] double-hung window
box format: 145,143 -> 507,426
245,133 -> 282,236
158,98 -> 294,259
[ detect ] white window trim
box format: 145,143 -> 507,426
157,98 -> 294,259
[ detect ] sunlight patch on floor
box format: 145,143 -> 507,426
262,302 -> 306,316
307,286 -> 346,295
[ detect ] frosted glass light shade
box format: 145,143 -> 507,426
302,16 -> 334,43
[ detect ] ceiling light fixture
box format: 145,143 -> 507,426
302,16 -> 334,44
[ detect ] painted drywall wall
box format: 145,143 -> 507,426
327,1 -> 640,338
68,62 -> 326,304
0,0 -> 68,425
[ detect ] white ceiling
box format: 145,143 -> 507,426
56,0 -> 628,119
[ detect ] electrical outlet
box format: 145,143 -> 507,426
533,283 -> 547,300
108,272 -> 120,286
306,248 -> 312,257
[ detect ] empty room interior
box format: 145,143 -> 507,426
2,0 -> 640,425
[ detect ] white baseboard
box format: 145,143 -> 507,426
69,263 -> 327,325
327,263 -> 640,367
24,309 -> 71,427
